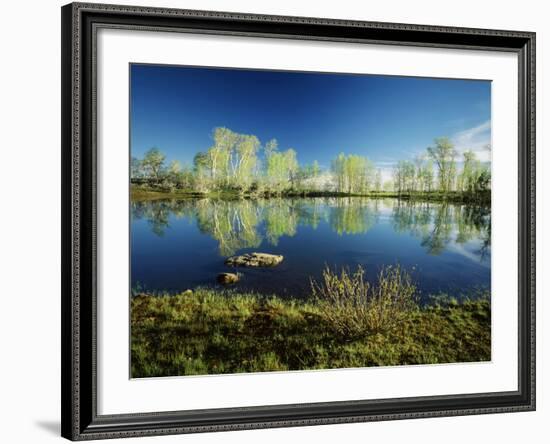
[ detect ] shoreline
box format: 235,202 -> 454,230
130,185 -> 491,205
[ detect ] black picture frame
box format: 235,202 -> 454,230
61,2 -> 536,440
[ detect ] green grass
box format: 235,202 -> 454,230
130,184 -> 490,204
131,185 -> 253,201
131,284 -> 491,378
131,187 -> 205,201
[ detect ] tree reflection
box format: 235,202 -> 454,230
131,197 -> 491,258
329,197 -> 377,235
195,199 -> 263,256
421,204 -> 454,255
131,200 -> 195,236
391,200 -> 491,256
264,199 -> 298,245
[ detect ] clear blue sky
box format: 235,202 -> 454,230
130,64 -> 491,174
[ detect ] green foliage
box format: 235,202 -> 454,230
141,147 -> 166,180
374,168 -> 382,192
131,156 -> 144,179
394,160 -> 416,193
427,137 -> 457,192
310,264 -> 417,337
414,154 -> 434,192
130,127 -> 491,199
331,153 -> 375,193
265,146 -> 298,193
192,127 -> 261,191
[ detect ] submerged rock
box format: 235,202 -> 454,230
225,252 -> 284,268
217,272 -> 240,285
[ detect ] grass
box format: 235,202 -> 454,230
131,266 -> 491,378
130,184 -> 490,204
131,187 -> 206,201
131,185 -> 257,201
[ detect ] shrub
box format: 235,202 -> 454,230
310,264 -> 417,338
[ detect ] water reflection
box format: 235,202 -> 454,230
131,197 -> 491,259
391,201 -> 490,257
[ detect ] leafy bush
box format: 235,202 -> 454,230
310,265 -> 417,337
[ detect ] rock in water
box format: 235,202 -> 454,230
217,272 -> 240,285
225,252 -> 284,267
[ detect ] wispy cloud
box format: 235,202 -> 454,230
377,166 -> 397,184
451,120 -> 491,162
371,159 -> 398,184
446,242 -> 490,268
370,120 -> 492,181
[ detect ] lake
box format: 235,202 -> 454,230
131,197 -> 491,302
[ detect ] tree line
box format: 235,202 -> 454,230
131,127 -> 491,196
393,137 -> 491,195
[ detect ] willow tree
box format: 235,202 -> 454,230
427,137 -> 457,192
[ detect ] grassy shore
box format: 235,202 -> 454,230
131,287 -> 490,378
130,184 -> 490,204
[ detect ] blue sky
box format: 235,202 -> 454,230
130,64 -> 491,178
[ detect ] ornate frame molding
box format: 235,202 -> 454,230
61,2 -> 535,440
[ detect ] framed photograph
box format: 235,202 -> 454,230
61,2 -> 535,440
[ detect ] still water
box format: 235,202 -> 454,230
131,197 -> 490,301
